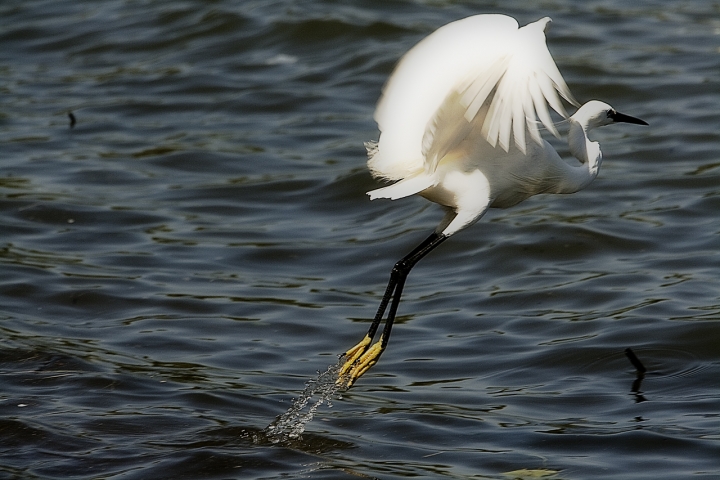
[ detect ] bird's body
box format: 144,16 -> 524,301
369,100 -> 624,235
337,14 -> 647,388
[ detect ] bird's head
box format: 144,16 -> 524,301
571,100 -> 648,130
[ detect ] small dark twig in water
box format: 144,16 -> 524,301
625,347 -> 646,373
625,348 -> 647,403
68,112 -> 76,128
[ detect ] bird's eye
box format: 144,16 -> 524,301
607,109 -> 616,118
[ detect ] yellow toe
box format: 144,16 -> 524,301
338,335 -> 372,377
337,336 -> 385,388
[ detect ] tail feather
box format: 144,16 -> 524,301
368,174 -> 435,200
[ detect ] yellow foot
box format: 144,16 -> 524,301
336,336 -> 385,389
338,335 -> 371,377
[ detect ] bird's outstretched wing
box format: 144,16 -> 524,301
423,16 -> 578,170
477,18 -> 576,147
369,15 -> 578,181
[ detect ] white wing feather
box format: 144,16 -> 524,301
367,15 -> 578,182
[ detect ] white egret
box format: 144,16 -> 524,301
337,14 -> 647,388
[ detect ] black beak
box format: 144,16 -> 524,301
609,110 -> 648,126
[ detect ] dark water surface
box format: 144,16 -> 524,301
2,0 -> 720,478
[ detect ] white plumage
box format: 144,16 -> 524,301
364,15 -> 646,237
368,15 -> 576,181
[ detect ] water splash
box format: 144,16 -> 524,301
263,357 -> 344,443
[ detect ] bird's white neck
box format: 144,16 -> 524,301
564,117 -> 602,192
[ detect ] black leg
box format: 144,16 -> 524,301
338,231 -> 447,387
362,232 -> 446,343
